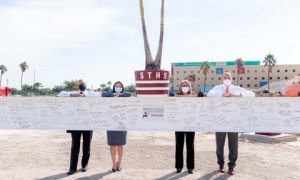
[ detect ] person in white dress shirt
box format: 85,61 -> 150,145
207,72 -> 255,175
58,79 -> 100,175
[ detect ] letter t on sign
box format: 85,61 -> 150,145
147,72 -> 152,79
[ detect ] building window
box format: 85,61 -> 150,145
177,78 -> 179,80
285,77 -> 288,80
197,84 -> 200,87
270,77 -> 272,80
211,77 -> 214,80
254,84 -> 258,88
218,77 -> 222,80
225,70 -> 228,72
293,69 -> 296,72
247,84 -> 250,88
285,69 -> 288,72
247,77 -> 250,80
254,70 -> 257,73
262,77 -> 265,80
277,70 -> 280,72
262,70 -> 265,73
254,77 -> 257,80
232,77 -> 236,80
247,70 -> 250,73
240,77 -> 243,80
197,70 -> 200,73
176,84 -> 179,87
184,71 -> 186,74
240,84 -> 243,87
232,70 -> 236,73
176,71 -> 179,74
211,70 -> 214,73
277,77 -> 280,80
197,78 -> 200,80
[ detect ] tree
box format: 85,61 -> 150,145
107,81 -> 112,90
100,83 -> 106,92
0,65 -> 7,87
19,61 -> 29,92
139,0 -> 164,70
125,84 -> 136,93
263,54 -> 277,91
235,58 -> 244,86
63,80 -> 77,91
52,86 -> 64,94
33,82 -> 43,95
200,61 -> 211,93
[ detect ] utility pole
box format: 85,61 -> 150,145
33,70 -> 36,85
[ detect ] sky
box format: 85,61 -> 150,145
0,0 -> 300,89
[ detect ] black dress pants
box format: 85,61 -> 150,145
215,132 -> 238,168
175,132 -> 195,170
69,131 -> 93,171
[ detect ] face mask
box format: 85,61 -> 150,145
115,87 -> 122,93
79,84 -> 86,91
182,87 -> 189,94
223,79 -> 232,86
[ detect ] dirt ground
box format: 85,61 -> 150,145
0,131 -> 299,180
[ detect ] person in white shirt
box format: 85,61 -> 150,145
207,72 -> 255,175
58,79 -> 100,175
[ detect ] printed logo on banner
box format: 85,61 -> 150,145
142,106 -> 164,120
216,68 -> 223,74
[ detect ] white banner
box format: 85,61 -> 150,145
0,97 -> 299,132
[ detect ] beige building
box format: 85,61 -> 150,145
171,61 -> 300,93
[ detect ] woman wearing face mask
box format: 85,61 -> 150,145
174,80 -> 196,174
102,81 -> 131,172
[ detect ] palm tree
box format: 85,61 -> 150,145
200,61 -> 211,93
139,0 -> 164,70
263,54 -> 277,91
0,65 -> 7,87
19,61 -> 29,91
235,58 -> 244,86
107,81 -> 112,90
100,83 -> 106,92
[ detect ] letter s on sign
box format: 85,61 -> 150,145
163,72 -> 168,80
140,72 -> 144,79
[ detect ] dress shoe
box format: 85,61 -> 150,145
117,161 -> 122,171
228,167 -> 235,175
81,166 -> 88,172
176,169 -> 182,173
67,169 -> 76,175
219,166 -> 225,173
188,169 -> 193,174
112,168 -> 117,172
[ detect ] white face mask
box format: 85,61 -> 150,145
223,79 -> 232,86
115,87 -> 122,93
182,87 -> 189,94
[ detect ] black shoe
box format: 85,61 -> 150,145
176,169 -> 182,173
188,169 -> 193,174
67,169 -> 76,175
81,167 -> 88,172
112,168 -> 117,172
117,161 -> 122,171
